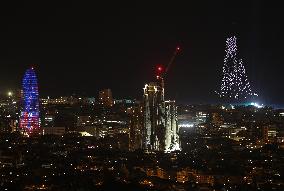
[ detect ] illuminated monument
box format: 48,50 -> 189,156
20,67 -> 40,136
143,47 -> 180,152
143,82 -> 179,152
216,36 -> 258,101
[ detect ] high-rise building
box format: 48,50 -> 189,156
99,89 -> 113,107
19,67 -> 40,136
143,82 -> 179,152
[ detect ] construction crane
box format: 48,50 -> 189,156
156,46 -> 180,80
143,46 -> 181,151
156,46 -> 181,100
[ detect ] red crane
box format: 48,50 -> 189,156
156,46 -> 180,80
155,46 -> 180,101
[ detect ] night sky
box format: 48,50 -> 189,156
0,1 -> 283,105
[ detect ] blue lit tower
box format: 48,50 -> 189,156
20,67 -> 40,136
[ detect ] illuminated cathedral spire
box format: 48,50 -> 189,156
216,36 -> 258,100
20,67 -> 40,136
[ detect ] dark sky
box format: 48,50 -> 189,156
0,1 -> 283,105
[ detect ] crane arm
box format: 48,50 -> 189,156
164,46 -> 180,77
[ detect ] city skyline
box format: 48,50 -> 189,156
0,1 -> 282,105
1,2 -> 284,190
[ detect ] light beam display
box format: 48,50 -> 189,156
216,36 -> 258,100
20,67 -> 40,136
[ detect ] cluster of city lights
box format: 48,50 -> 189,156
249,102 -> 264,108
216,36 -> 258,99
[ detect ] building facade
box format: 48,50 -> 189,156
143,82 -> 179,152
19,68 -> 40,136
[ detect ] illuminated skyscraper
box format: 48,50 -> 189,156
20,67 -> 40,136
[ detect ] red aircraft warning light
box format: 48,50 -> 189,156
156,65 -> 164,79
156,65 -> 164,73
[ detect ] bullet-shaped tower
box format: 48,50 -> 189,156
20,67 -> 40,136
